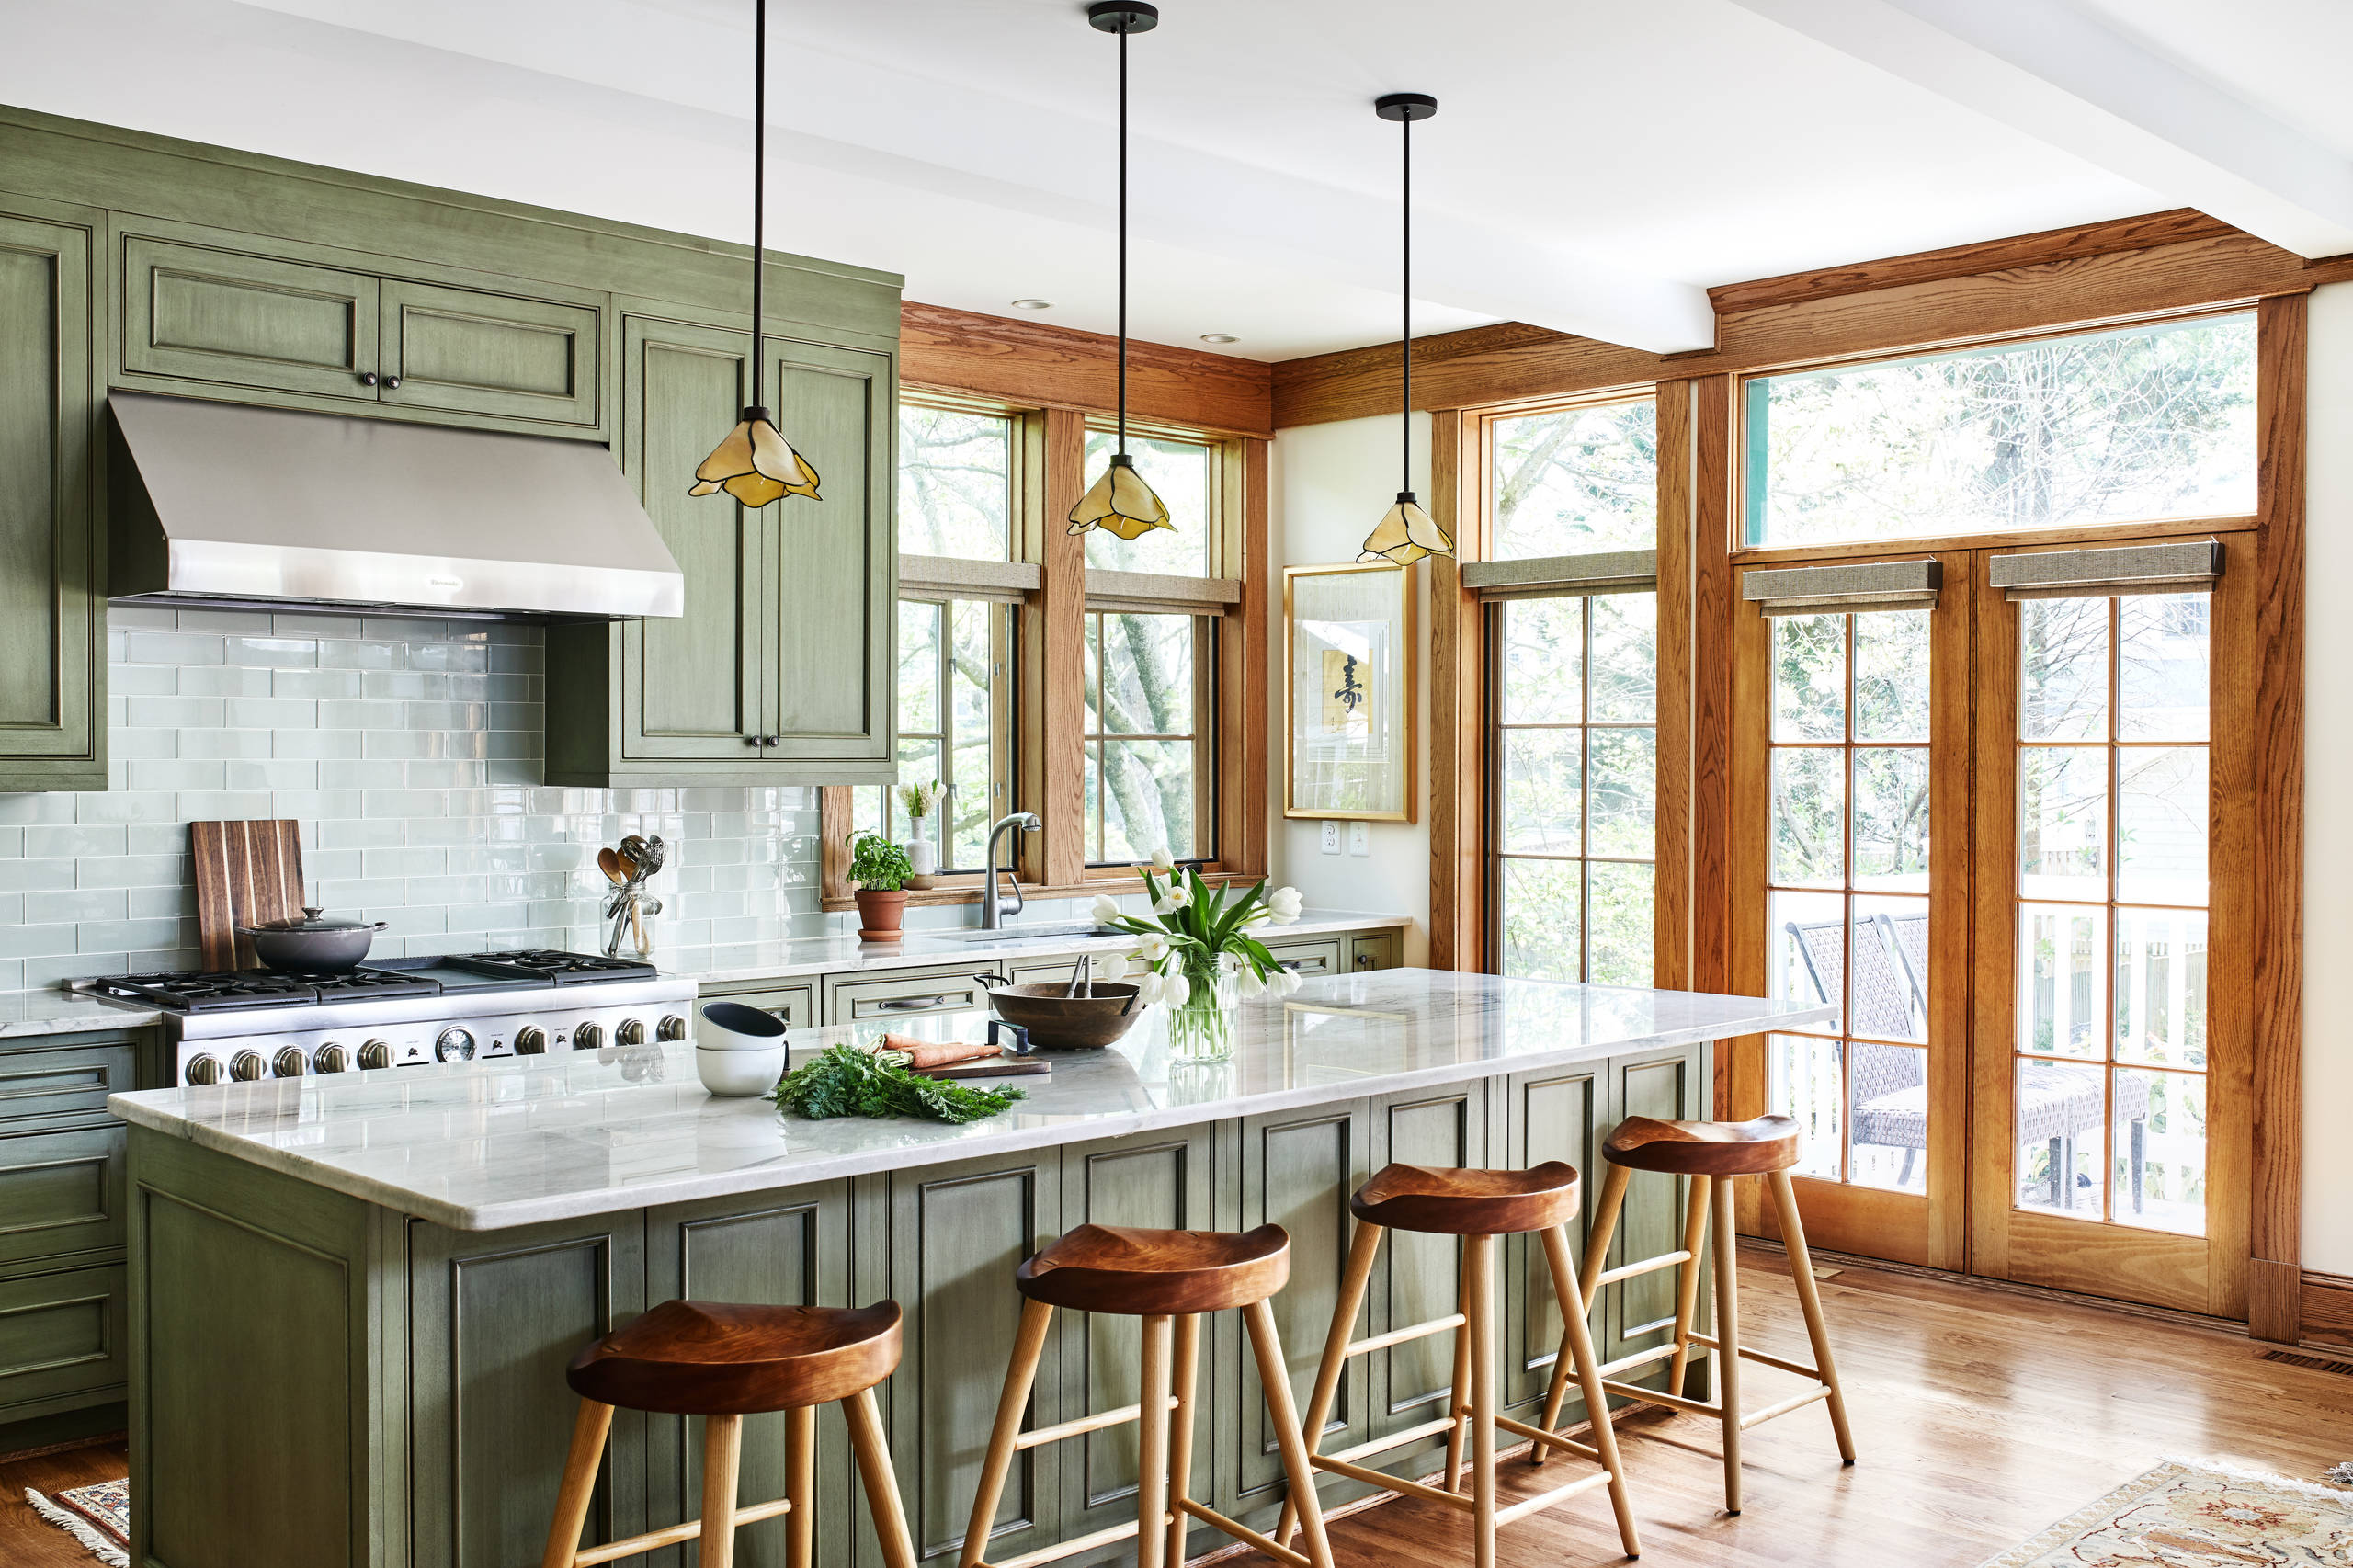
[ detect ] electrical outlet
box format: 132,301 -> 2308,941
1320,820 -> 1341,855
1348,821 -> 1371,856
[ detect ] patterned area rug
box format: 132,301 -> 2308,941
1984,1460 -> 2353,1566
24,1477 -> 128,1567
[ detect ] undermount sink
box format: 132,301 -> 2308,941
949,922 -> 1126,944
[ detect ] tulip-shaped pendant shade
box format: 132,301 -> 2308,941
1358,90 -> 1453,566
691,406 -> 820,506
693,0 -> 820,506
1067,1 -> 1172,540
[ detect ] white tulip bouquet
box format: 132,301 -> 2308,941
1088,850 -> 1307,1023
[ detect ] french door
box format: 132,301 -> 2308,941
1728,538 -> 2251,1316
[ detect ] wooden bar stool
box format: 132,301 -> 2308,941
1532,1114 -> 1855,1515
1278,1163 -> 1642,1568
540,1298 -> 917,1568
961,1222 -> 1335,1568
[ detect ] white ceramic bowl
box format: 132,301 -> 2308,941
699,1000 -> 790,1051
696,1042 -> 786,1097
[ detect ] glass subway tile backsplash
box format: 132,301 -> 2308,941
0,605 -> 829,990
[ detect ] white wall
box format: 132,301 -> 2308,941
2303,283 -> 2353,1274
1267,413 -> 1433,966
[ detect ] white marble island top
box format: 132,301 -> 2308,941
108,970 -> 1833,1232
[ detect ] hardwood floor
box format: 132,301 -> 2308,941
6,1253 -> 2351,1568
0,1435 -> 126,1568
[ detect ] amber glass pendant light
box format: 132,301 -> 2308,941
1067,2 -> 1174,542
1358,91 -> 1453,566
692,0 -> 820,506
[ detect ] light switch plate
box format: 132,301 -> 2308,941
1348,822 -> 1370,856
1320,821 -> 1341,855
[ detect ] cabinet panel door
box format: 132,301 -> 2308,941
883,1151 -> 1063,1564
0,1124 -> 123,1268
1347,933 -> 1401,973
760,338 -> 892,765
381,278 -> 602,430
1369,1084 -> 1485,1440
0,1038 -> 140,1131
619,316 -> 767,761
408,1212 -> 648,1568
0,1263 -> 126,1423
646,1183 -> 852,1568
120,235 -> 378,399
0,212 -> 99,780
1501,1065 -> 1601,1412
1603,1046 -> 1704,1374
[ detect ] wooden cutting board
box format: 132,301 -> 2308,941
189,820 -> 305,971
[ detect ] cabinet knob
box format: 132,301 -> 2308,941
358,370 -> 379,387
745,735 -> 765,747
382,374 -> 402,390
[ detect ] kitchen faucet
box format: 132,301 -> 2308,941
980,812 -> 1041,930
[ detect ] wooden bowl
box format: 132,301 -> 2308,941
981,982 -> 1145,1051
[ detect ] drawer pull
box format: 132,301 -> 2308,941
872,994 -> 960,1013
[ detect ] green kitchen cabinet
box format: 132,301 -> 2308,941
119,233 -> 381,401
0,206 -> 104,792
1365,1081 -> 1488,1450
378,278 -> 602,430
546,316 -> 896,789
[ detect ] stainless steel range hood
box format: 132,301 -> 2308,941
108,392 -> 684,619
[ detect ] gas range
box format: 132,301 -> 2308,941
74,950 -> 699,1085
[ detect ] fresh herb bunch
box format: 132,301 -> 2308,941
1088,850 -> 1307,1006
772,1043 -> 1024,1125
846,830 -> 915,892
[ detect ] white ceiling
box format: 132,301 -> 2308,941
0,0 -> 2343,360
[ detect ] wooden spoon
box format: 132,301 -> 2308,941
597,846 -> 627,886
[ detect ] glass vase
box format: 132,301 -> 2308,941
1165,962 -> 1239,1065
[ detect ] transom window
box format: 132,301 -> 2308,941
1490,397 -> 1657,559
899,403 -> 1015,560
1082,427 -> 1214,576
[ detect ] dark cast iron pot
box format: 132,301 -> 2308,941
241,907 -> 389,971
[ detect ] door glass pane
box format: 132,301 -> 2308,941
2018,747 -> 2107,899
1851,894 -> 1927,1044
1586,861 -> 1654,987
1850,1042 -> 1927,1192
2019,597 -> 2109,741
1852,611 -> 1930,742
1500,858 -> 1582,982
2113,1067 -> 2206,1235
1501,596 -> 1584,723
2019,903 -> 2108,1060
2015,1058 -> 2107,1217
1771,614 -> 1846,741
2112,907 -> 2208,1068
1770,747 -> 1844,888
1489,398 -> 1656,559
1851,747 -> 1929,891
2118,595 -> 2211,742
1501,729 -> 1581,853
1769,889 -> 1845,1032
1586,728 -> 1655,858
1768,1035 -> 1843,1180
1083,430 -> 1212,575
2116,746 -> 2207,905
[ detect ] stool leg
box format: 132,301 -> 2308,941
699,1413 -> 745,1568
1666,1174 -> 1712,1398
961,1298 -> 1054,1568
1444,1251 -> 1471,1493
1245,1298 -> 1336,1568
785,1403 -> 816,1568
845,1385 -> 918,1568
1277,1218 -> 1382,1550
1136,1314 -> 1174,1568
539,1398 -> 613,1568
1541,1224 -> 1641,1560
1165,1313 -> 1202,1568
1466,1232 -> 1497,1568
1710,1175 -> 1744,1515
1767,1168 -> 1856,1465
1534,1161 -> 1629,1462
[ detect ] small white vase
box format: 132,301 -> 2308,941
904,833 -> 938,888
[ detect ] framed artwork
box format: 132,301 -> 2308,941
1284,562 -> 1415,821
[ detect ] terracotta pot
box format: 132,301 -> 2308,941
854,887 -> 908,941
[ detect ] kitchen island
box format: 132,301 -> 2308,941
110,970 -> 1829,1568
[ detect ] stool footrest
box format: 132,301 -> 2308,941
1598,1377 -> 1715,1416
1493,1468 -> 1615,1527
1590,1249 -> 1692,1288
1178,1498 -> 1314,1568
1490,1410 -> 1598,1463
1687,1332 -> 1822,1382
1318,1414 -> 1461,1467
1344,1312 -> 1467,1358
1596,1339 -> 1684,1379
1739,1383 -> 1835,1429
1308,1452 -> 1476,1513
1011,1395 -> 1178,1451
569,1495 -> 794,1566
983,1511 -> 1172,1568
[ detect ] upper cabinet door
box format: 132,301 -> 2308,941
615,315 -> 768,763
0,210 -> 102,790
378,279 -> 601,430
760,337 -> 893,767
119,235 -> 379,401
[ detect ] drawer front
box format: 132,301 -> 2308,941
0,1039 -> 141,1130
0,1263 -> 128,1420
380,278 -> 602,429
699,981 -> 815,1033
121,234 -> 379,398
1349,932 -> 1402,972
0,1126 -> 124,1267
1006,952 -> 1093,989
825,968 -> 994,1024
1260,937 -> 1344,979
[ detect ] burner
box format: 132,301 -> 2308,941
468,950 -> 658,984
89,968 -> 439,1011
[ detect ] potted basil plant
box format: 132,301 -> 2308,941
847,830 -> 915,941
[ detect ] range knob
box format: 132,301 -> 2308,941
184,1053 -> 224,1086
656,1015 -> 688,1041
574,1022 -> 605,1051
435,1027 -> 477,1063
358,1040 -> 394,1071
272,1046 -> 312,1078
230,1050 -> 269,1082
616,1018 -> 647,1047
515,1026 -> 549,1055
315,1043 -> 351,1074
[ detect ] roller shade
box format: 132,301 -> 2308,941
1461,549 -> 1656,601
1743,559 -> 1938,616
1987,540 -> 2222,599
1084,569 -> 1242,615
897,553 -> 1041,603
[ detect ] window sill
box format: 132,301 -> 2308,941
818,868 -> 1262,914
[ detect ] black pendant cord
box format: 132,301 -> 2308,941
1117,20 -> 1129,457
749,0 -> 767,415
1400,110 -> 1411,494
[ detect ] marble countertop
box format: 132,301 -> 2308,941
0,990 -> 162,1039
108,970 -> 1833,1232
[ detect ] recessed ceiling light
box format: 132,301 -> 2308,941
1011,298 -> 1053,310
1199,333 -> 1238,344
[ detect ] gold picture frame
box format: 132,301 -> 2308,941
1283,562 -> 1416,822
